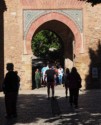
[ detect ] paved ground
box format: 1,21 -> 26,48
0,85 -> 101,125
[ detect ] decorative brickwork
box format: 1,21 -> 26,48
20,0 -> 84,9
26,12 -> 82,55
24,9 -> 83,38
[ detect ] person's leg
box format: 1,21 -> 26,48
41,76 -> 43,87
37,79 -> 40,88
5,93 -> 12,118
42,75 -> 45,86
51,83 -> 54,98
69,89 -> 74,106
60,75 -> 63,84
12,92 -> 18,117
74,89 -> 79,108
38,79 -> 41,88
44,75 -> 47,87
47,84 -> 50,98
58,75 -> 62,84
65,87 -> 68,98
56,76 -> 59,85
35,79 -> 38,88
5,94 -> 10,117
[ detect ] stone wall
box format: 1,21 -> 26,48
0,0 -> 101,90
3,0 -> 23,88
76,3 -> 101,89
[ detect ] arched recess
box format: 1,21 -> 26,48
26,12 -> 83,55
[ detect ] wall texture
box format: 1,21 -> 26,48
0,0 -> 101,90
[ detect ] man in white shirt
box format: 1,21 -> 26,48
58,65 -> 64,85
41,64 -> 49,86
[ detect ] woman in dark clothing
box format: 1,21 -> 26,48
2,63 -> 20,119
64,68 -> 70,98
68,67 -> 82,108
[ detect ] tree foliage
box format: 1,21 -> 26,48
79,0 -> 101,6
31,30 -> 62,60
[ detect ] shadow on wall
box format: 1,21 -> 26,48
86,40 -> 101,89
0,0 -> 7,91
79,0 -> 101,6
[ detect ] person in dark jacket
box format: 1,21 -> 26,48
68,67 -> 82,108
45,64 -> 56,99
63,68 -> 70,98
2,63 -> 20,119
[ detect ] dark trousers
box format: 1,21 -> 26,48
47,82 -> 54,97
5,92 -> 18,116
69,88 -> 79,106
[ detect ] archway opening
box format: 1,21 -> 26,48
32,30 -> 64,64
31,20 -> 74,89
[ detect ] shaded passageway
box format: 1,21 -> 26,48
0,86 -> 101,125
0,0 -> 7,91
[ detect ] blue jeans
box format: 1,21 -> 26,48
58,75 -> 63,84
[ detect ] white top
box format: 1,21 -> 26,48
58,68 -> 64,76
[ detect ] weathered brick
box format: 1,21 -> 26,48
0,0 -> 101,90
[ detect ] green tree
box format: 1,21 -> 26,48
31,30 -> 62,60
79,0 -> 101,6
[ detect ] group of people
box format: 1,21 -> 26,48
2,62 -> 82,119
35,63 -> 82,109
34,64 -> 64,89
46,65 -> 82,109
64,67 -> 82,108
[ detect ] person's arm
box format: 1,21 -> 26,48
44,71 -> 47,82
77,73 -> 82,88
2,74 -> 7,94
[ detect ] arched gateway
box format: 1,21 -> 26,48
22,9 -> 83,89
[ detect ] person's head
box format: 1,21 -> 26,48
59,65 -> 61,68
15,71 -> 18,74
49,64 -> 52,69
71,67 -> 77,73
36,68 -> 39,72
66,68 -> 70,74
6,63 -> 14,71
44,63 -> 47,67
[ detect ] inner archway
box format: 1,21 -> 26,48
31,20 -> 75,89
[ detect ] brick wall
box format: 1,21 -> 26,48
0,0 -> 101,90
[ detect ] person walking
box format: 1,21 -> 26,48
45,64 -> 56,99
41,63 -> 49,86
2,63 -> 20,119
35,68 -> 41,89
54,65 -> 58,85
63,68 -> 70,98
58,65 -> 64,85
68,67 -> 82,108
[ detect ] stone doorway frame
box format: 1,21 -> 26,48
22,11 -> 83,89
